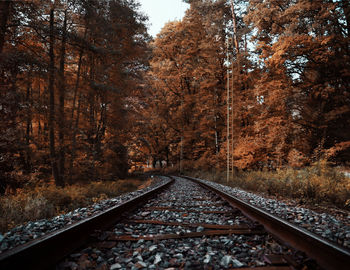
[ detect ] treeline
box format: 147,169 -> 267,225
1,0 -> 349,194
0,0 -> 149,193
132,0 -> 350,171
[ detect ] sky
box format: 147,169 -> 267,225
138,0 -> 190,37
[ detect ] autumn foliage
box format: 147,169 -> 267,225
132,0 -> 349,172
0,0 -> 149,193
1,0 -> 349,195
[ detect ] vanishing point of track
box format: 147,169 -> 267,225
0,176 -> 349,270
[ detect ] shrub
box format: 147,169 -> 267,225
186,160 -> 350,208
24,196 -> 55,220
0,178 -> 145,233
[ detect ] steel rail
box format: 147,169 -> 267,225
0,177 -> 174,270
182,175 -> 350,270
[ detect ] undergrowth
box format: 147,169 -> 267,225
0,179 -> 147,233
185,160 -> 350,209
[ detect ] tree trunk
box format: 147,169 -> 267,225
68,37 -> 85,184
165,146 -> 169,167
88,54 -> 96,176
71,29 -> 86,121
25,69 -> 32,173
48,8 -> 61,186
0,1 -> 10,54
341,0 -> 350,37
68,92 -> 82,184
58,10 -> 67,186
230,0 -> 240,57
37,79 -> 42,139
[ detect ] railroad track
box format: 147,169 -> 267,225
0,176 -> 349,269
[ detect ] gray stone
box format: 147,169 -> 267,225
136,255 -> 143,261
154,253 -> 162,264
196,226 -> 204,232
149,245 -> 157,252
133,251 -> 139,257
136,239 -> 144,245
125,258 -> 133,263
232,259 -> 244,267
174,253 -> 183,260
70,253 -> 81,258
1,242 -> 8,251
135,261 -> 147,268
69,262 -> 79,270
141,212 -> 150,217
110,263 -> 122,270
220,255 -> 231,268
203,254 -> 211,264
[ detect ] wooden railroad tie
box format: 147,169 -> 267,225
123,219 -> 257,230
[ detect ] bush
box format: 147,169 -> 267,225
0,178 -> 145,233
0,194 -> 55,232
186,160 -> 350,208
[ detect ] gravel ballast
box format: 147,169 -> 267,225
189,176 -> 350,249
57,177 -> 316,270
2,175 -> 346,269
0,176 -> 170,254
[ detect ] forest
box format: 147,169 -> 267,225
0,0 -> 349,203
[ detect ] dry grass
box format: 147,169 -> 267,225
186,160 -> 350,209
0,178 -> 147,233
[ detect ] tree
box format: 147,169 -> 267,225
0,0 -> 150,191
245,0 -> 350,166
138,0 -> 230,171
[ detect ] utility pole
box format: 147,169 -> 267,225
226,0 -> 241,183
180,96 -> 184,175
180,135 -> 183,174
226,37 -> 235,183
226,38 -> 231,183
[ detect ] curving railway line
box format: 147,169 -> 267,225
0,176 -> 349,269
